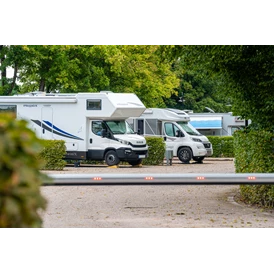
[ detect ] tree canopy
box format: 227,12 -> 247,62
183,45 -> 274,130
1,45 -> 273,129
0,45 -> 179,107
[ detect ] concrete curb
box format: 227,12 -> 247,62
204,158 -> 234,161
164,157 -> 234,164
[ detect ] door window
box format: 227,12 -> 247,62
92,121 -> 104,136
164,123 -> 180,137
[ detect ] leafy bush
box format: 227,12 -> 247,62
39,140 -> 66,170
234,130 -> 274,207
0,113 -> 47,227
142,137 -> 166,165
207,136 -> 234,157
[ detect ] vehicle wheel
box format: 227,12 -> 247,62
193,156 -> 205,163
178,147 -> 192,163
128,159 -> 142,166
105,150 -> 120,166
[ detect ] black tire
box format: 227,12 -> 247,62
193,156 -> 205,163
178,147 -> 192,163
128,159 -> 142,166
105,150 -> 120,166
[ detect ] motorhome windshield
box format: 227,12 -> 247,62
177,121 -> 202,136
105,121 -> 135,134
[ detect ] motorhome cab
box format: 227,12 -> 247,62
0,91 -> 148,166
128,108 -> 213,163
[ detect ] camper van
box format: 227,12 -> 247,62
128,108 -> 213,163
0,91 -> 148,166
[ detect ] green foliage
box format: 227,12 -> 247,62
165,56 -> 232,112
1,45 -> 179,107
142,137 -> 166,165
234,130 -> 274,173
240,185 -> 274,208
1,45 -> 245,112
0,113 -> 47,227
39,140 -> 66,170
184,46 -> 274,130
207,136 -> 234,157
234,130 -> 274,207
3,45 -> 273,121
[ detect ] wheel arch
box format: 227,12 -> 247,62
176,146 -> 193,157
103,147 -> 117,157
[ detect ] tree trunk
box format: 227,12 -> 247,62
8,64 -> 18,95
39,79 -> 45,91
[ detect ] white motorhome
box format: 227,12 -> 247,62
0,91 -> 148,166
128,108 -> 213,163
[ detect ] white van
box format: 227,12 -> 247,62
128,108 -> 213,163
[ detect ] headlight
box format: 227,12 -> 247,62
117,138 -> 130,145
191,137 -> 202,143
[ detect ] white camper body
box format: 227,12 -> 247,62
0,91 -> 148,166
128,108 -> 213,163
188,112 -> 247,136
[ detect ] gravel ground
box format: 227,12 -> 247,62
41,159 -> 274,228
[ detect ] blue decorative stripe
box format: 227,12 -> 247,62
31,120 -> 83,140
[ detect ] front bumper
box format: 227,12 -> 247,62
116,147 -> 148,161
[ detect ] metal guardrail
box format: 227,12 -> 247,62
44,173 -> 274,186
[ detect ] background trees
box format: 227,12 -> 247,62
0,45 -> 179,107
182,45 -> 274,130
1,44 -> 273,129
0,45 -> 229,110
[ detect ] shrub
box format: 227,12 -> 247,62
142,137 -> 166,165
0,113 -> 47,227
39,140 -> 66,170
207,136 -> 234,157
234,130 -> 274,207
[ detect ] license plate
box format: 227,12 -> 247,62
138,155 -> 146,159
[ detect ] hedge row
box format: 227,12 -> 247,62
207,136 -> 234,157
234,130 -> 274,207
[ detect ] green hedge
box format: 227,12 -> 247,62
207,136 -> 234,157
142,137 -> 166,165
234,130 -> 274,207
39,140 -> 66,170
234,130 -> 274,173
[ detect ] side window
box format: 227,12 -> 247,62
92,121 -> 104,136
165,123 -> 174,137
0,105 -> 17,114
165,123 -> 181,137
87,99 -> 101,110
173,124 -> 181,137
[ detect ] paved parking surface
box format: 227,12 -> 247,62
41,160 -> 274,228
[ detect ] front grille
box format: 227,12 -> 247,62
130,143 -> 147,148
134,150 -> 147,155
203,143 -> 211,148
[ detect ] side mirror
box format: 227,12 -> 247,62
101,129 -> 107,138
176,130 -> 184,137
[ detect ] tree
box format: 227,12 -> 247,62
0,45 -> 28,95
164,56 -> 232,112
183,46 -> 274,130
2,45 -> 180,107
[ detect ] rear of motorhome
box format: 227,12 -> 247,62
188,112 -> 246,136
0,91 -> 148,166
128,108 -> 213,163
